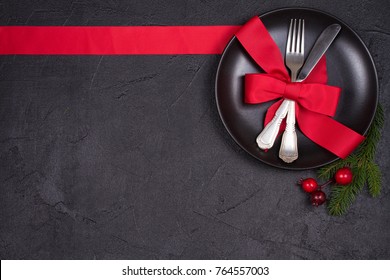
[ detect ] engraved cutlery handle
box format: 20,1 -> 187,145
279,101 -> 298,163
256,99 -> 290,150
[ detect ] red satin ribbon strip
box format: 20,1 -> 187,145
0,26 -> 240,55
236,16 -> 365,159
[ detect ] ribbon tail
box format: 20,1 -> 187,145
0,26 -> 241,55
296,106 -> 365,159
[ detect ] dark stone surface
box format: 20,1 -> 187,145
0,0 -> 389,259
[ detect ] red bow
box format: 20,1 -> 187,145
236,17 -> 365,159
245,74 -> 341,117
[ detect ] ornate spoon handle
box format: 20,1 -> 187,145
256,99 -> 290,150
279,101 -> 298,163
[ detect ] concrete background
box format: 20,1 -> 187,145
0,0 -> 389,259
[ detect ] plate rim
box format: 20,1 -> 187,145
215,7 -> 379,170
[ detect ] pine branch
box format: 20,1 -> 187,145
317,104 -> 384,215
318,155 -> 356,180
327,163 -> 367,215
317,159 -> 346,180
367,162 -> 381,197
328,185 -> 359,216
355,104 -> 384,160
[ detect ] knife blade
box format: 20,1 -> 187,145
297,23 -> 341,81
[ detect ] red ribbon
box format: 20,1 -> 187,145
0,26 -> 240,55
236,17 -> 365,158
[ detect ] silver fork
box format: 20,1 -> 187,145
279,19 -> 305,163
255,19 -> 304,162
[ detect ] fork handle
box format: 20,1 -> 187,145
256,99 -> 290,149
279,101 -> 298,163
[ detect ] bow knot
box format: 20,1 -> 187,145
284,82 -> 302,101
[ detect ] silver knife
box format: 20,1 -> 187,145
297,23 -> 341,81
256,23 -> 342,151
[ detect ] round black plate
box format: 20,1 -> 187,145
215,8 -> 378,170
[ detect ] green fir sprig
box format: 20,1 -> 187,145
317,104 -> 384,215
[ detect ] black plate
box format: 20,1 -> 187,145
215,8 -> 378,170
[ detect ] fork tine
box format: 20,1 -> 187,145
291,19 -> 297,53
300,19 -> 305,54
286,19 -> 293,53
297,19 -> 302,53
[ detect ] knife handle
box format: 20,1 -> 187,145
279,101 -> 298,163
256,99 -> 290,150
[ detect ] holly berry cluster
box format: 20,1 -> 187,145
298,167 -> 353,206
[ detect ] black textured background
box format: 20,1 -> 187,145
1,0 -> 390,260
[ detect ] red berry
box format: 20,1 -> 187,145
300,178 -> 318,193
311,190 -> 326,206
334,167 -> 353,185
